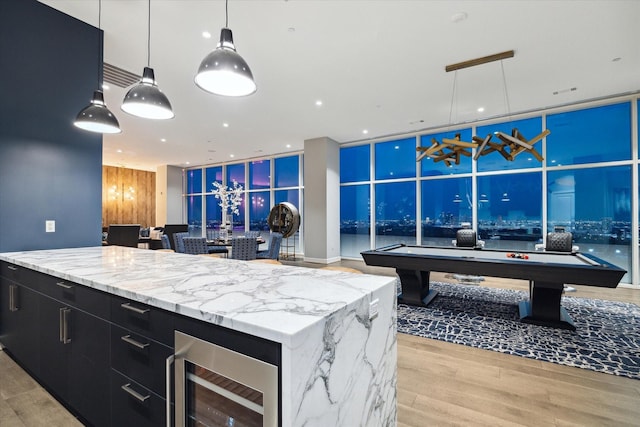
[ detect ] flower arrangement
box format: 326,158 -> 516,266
211,180 -> 243,219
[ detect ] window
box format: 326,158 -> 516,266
249,160 -> 270,189
421,177 -> 472,245
248,191 -> 270,231
477,172 -> 542,249
205,194 -> 221,230
547,102 -> 631,166
274,189 -> 299,208
274,156 -> 299,187
186,155 -> 302,239
374,181 -> 416,247
186,169 -> 202,194
420,129 -> 473,176
205,166 -> 222,193
341,145 -> 370,183
226,163 -> 245,186
476,117 -> 544,172
340,184 -> 370,257
186,195 -> 202,236
375,137 -> 416,180
548,165 -> 630,281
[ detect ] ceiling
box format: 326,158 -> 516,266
39,0 -> 640,172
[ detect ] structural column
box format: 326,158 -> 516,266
303,137 -> 341,263
156,165 -> 183,226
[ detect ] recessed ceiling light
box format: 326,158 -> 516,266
362,129 -> 369,135
315,100 -> 323,106
116,149 -> 122,153
451,12 -> 468,23
477,107 -> 485,112
286,144 -> 291,148
394,145 -> 399,150
230,154 -> 235,158
223,123 -> 229,127
202,31 -> 212,39
185,161 -> 190,165
160,138 -> 166,142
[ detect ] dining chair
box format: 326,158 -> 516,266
230,237 -> 258,260
106,224 -> 141,248
156,234 -> 174,252
183,237 -> 210,255
173,232 -> 190,254
163,224 -> 189,251
204,230 -> 229,256
256,232 -> 282,260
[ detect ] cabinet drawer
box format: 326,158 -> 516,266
110,370 -> 169,427
111,325 -> 173,396
38,274 -> 111,319
0,262 -> 42,291
1,262 -> 22,282
111,296 -> 175,346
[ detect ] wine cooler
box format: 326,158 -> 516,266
174,331 -> 279,426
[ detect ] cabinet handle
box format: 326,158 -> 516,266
56,281 -> 73,290
121,335 -> 150,350
59,308 -> 71,344
121,383 -> 150,403
166,354 -> 175,427
9,284 -> 18,312
7,265 -> 17,271
120,302 -> 150,315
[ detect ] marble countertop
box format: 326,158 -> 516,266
0,246 -> 397,346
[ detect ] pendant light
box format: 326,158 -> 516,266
195,0 -> 256,97
121,0 -> 174,120
74,0 -> 121,134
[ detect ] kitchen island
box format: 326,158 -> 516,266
0,246 -> 397,426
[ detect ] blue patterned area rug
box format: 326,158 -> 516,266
397,282 -> 640,380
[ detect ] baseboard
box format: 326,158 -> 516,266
303,256 -> 342,264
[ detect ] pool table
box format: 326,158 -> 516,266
361,244 -> 626,330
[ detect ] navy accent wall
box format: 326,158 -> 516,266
0,0 -> 103,252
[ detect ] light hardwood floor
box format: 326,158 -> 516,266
1,259 -> 638,426
320,260 -> 640,427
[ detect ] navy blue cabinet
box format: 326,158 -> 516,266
0,261 -> 111,427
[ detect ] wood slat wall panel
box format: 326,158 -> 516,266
102,166 -> 156,228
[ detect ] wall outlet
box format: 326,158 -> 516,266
369,298 -> 379,320
46,220 -> 55,233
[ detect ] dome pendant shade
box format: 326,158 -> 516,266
195,28 -> 256,97
74,90 -> 121,134
121,67 -> 174,119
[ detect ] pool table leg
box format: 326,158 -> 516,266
395,269 -> 438,307
518,281 -> 576,331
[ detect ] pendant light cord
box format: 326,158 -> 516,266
225,0 -> 229,27
97,0 -> 102,85
147,0 -> 151,67
500,60 -> 512,123
447,71 -> 458,130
